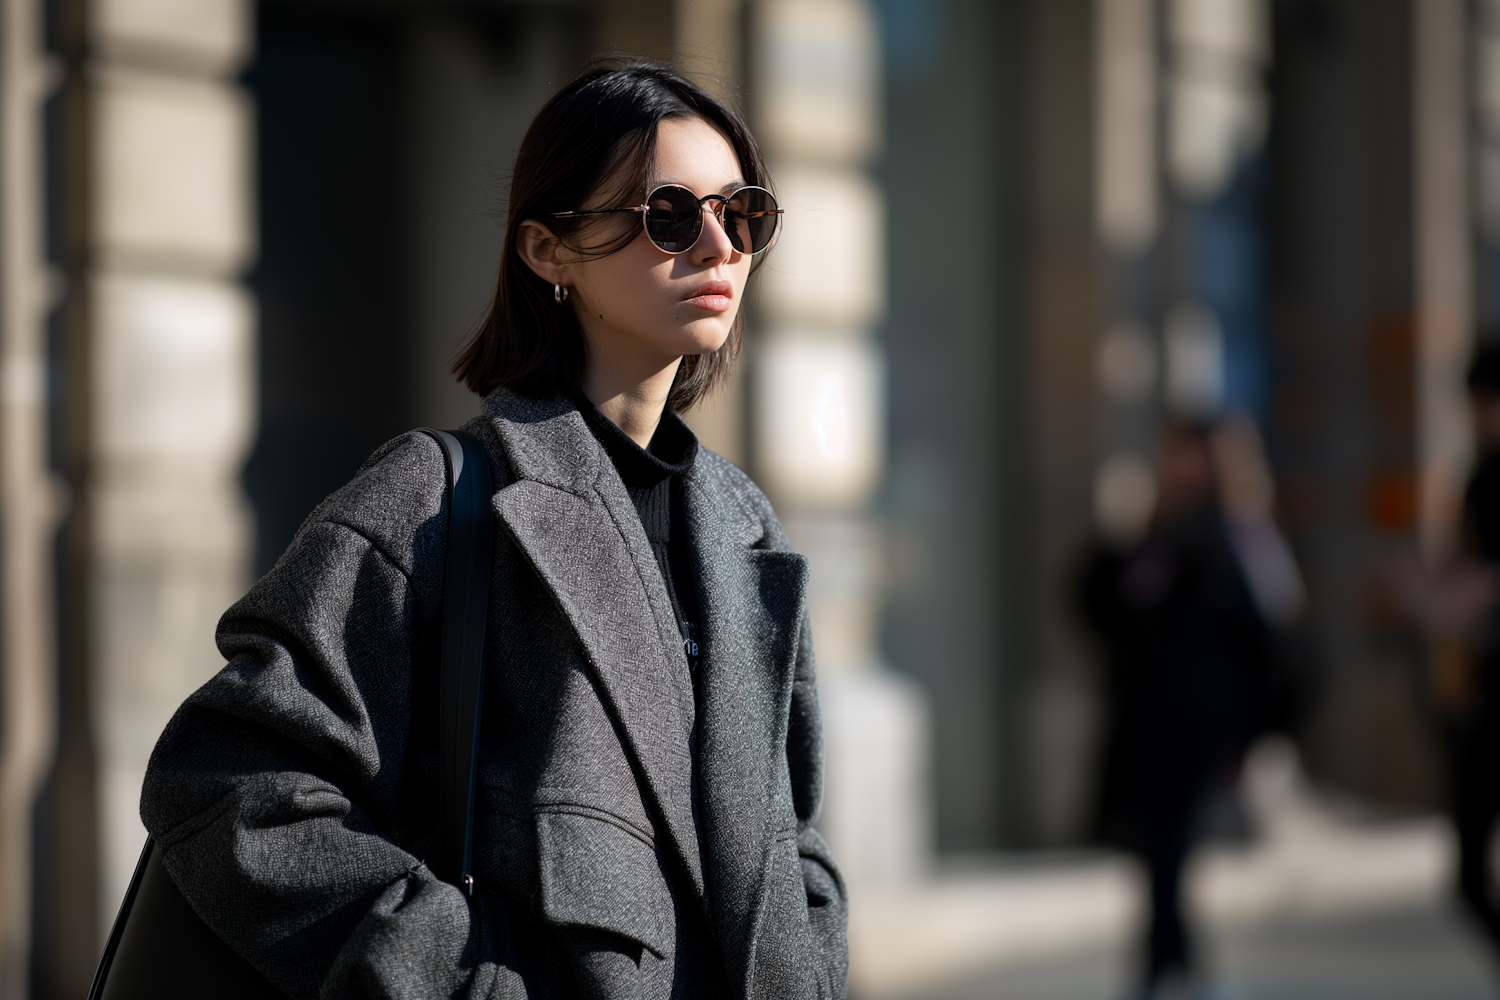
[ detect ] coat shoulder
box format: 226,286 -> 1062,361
288,430 -> 451,580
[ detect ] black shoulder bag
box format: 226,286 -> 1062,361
86,428 -> 494,1000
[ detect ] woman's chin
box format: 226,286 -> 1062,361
671,323 -> 734,358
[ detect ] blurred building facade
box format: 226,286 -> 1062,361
882,0 -> 1486,853
0,0 -> 1494,995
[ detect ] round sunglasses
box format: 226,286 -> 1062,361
551,184 -> 783,256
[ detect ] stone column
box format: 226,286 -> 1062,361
1414,0 -> 1473,559
1092,0 -> 1161,549
751,0 -> 928,891
1476,0 -> 1500,334
0,1 -> 59,994
52,0 -> 256,958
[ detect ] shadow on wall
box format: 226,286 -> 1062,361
244,2 -> 588,575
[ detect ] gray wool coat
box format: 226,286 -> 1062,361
140,389 -> 848,1000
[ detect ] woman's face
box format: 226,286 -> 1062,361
555,116 -> 754,374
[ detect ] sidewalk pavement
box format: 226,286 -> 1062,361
845,741 -> 1491,998
884,901 -> 1498,1000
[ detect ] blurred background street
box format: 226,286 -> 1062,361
5,0 -> 1500,997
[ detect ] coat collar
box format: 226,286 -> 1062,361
481,390 -> 602,495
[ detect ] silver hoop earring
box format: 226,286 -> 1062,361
554,283 -> 569,304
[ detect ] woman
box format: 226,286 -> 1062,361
141,60 -> 848,999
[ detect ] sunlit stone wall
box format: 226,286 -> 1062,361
0,1 -> 58,994
83,0 -> 256,934
752,0 -> 929,890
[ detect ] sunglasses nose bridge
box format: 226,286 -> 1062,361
699,193 -> 729,223
693,195 -> 737,252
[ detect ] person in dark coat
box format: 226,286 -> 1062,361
1079,418 -> 1299,999
139,61 -> 847,999
1447,344 -> 1500,958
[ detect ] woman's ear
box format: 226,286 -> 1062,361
516,220 -> 570,287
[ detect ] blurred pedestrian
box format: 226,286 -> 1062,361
130,60 -> 847,999
1445,344 -> 1500,959
1078,416 -> 1303,1000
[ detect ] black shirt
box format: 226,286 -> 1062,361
575,398 -> 702,674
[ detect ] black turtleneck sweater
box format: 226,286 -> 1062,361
576,399 -> 701,675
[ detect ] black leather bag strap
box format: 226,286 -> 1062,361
419,428 -> 494,894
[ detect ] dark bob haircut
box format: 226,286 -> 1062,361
451,58 -> 772,412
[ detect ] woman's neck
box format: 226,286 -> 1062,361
581,357 -> 682,448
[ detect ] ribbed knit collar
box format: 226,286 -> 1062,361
574,395 -> 698,489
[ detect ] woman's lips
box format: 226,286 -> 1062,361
685,280 -> 734,313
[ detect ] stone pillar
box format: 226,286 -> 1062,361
0,1 -> 59,994
1092,0 -> 1161,548
1476,0 -> 1500,335
49,0 -> 255,965
751,0 -> 929,891
1414,0 -> 1473,559
1016,0 -> 1107,846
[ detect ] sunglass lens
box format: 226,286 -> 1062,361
723,188 -> 779,254
644,186 -> 702,253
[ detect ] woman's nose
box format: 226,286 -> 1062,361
692,202 -> 737,262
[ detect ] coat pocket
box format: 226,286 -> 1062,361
535,808 -> 673,959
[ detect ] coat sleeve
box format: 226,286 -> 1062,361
139,435 -> 529,1000
785,607 -> 850,999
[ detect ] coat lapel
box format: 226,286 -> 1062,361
682,463 -> 809,998
483,392 -> 703,893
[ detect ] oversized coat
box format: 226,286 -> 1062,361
140,389 -> 849,999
